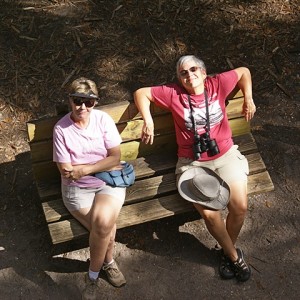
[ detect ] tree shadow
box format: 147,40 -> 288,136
0,149 -> 219,298
117,150 -> 218,269
116,211 -> 218,269
0,152 -> 88,297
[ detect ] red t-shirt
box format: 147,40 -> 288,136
151,70 -> 238,161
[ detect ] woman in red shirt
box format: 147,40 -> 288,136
134,55 -> 256,282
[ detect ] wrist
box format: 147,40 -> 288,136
145,121 -> 154,126
244,96 -> 254,103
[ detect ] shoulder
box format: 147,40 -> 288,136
91,109 -> 115,125
219,69 -> 238,81
208,70 -> 237,81
54,112 -> 72,128
206,70 -> 238,87
151,83 -> 185,96
92,109 -> 109,119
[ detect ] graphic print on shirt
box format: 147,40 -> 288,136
184,99 -> 224,133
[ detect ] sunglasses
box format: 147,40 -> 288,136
179,66 -> 201,78
71,97 -> 96,108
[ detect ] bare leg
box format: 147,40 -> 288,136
226,180 -> 248,245
104,223 -> 117,264
71,193 -> 123,272
193,180 -> 248,262
193,203 -> 238,262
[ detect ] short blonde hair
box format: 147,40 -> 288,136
69,77 -> 99,97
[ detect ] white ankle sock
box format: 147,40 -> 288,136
88,270 -> 99,281
103,259 -> 114,266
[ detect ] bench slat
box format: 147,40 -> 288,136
27,95 -> 244,143
47,170 -> 274,244
34,134 -> 258,201
119,115 -> 250,161
27,87 -> 274,248
36,153 -> 177,200
29,115 -> 250,165
42,155 -> 269,225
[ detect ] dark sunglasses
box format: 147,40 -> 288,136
71,97 -> 96,108
179,66 -> 201,77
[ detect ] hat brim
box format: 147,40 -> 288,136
178,167 -> 230,210
69,92 -> 99,99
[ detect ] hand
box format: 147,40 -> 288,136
62,167 -> 73,179
63,166 -> 85,181
107,163 -> 123,171
242,98 -> 256,121
141,122 -> 154,145
70,165 -> 86,180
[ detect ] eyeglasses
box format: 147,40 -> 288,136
179,66 -> 201,78
71,97 -> 96,108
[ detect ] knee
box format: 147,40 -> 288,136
201,210 -> 221,228
239,202 -> 248,215
92,217 -> 114,238
228,182 -> 248,216
229,199 -> 248,218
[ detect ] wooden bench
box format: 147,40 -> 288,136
26,89 -> 274,250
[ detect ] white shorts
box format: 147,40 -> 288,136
176,145 -> 249,184
61,184 -> 126,212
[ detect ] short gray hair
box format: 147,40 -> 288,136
176,55 -> 206,79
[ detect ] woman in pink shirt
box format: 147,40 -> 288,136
134,55 -> 256,283
53,77 -> 126,299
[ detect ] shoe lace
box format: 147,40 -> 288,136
103,262 -> 119,276
234,257 -> 249,272
221,255 -> 231,268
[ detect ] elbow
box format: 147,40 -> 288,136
133,90 -> 138,104
133,87 -> 152,105
241,67 -> 251,79
235,67 -> 251,80
244,67 -> 251,77
236,67 -> 252,87
133,88 -> 143,104
111,153 -> 122,166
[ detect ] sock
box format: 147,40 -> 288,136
103,259 -> 114,267
88,269 -> 100,281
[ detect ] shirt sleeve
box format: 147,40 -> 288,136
151,84 -> 178,110
53,125 -> 71,163
216,70 -> 239,98
101,112 -> 122,149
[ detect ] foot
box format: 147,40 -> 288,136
218,249 -> 235,279
102,260 -> 126,287
232,248 -> 251,282
81,273 -> 100,300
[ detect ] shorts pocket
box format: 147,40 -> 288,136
62,185 -> 76,206
175,157 -> 194,175
237,152 -> 249,176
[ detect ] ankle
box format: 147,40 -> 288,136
224,249 -> 238,262
103,259 -> 114,266
88,269 -> 100,281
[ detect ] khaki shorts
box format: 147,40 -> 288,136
175,145 -> 249,185
61,184 -> 126,212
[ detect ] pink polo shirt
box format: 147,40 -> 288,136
53,109 -> 122,187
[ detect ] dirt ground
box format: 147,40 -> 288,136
0,0 -> 300,299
